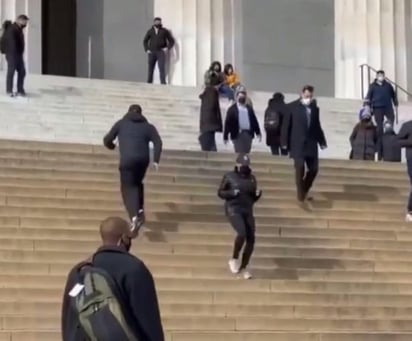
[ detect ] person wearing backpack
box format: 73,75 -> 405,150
264,92 -> 288,156
62,217 -> 164,341
382,121 -> 401,162
2,14 -> 28,97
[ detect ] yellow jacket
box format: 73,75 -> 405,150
225,73 -> 240,88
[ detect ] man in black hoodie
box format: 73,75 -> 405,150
3,14 -> 28,96
61,217 -> 164,341
264,92 -> 288,156
104,105 -> 163,230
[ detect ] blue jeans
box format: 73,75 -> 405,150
219,85 -> 235,100
407,158 -> 412,212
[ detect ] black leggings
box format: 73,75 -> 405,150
119,160 -> 149,219
228,212 -> 256,270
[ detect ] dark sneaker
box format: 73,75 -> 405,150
17,91 -> 26,97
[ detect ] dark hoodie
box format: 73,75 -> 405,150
103,105 -> 163,169
264,93 -> 287,146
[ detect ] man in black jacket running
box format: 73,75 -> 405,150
104,104 -> 163,230
218,154 -> 262,279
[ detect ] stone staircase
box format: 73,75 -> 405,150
0,139 -> 411,340
0,73 -> 391,159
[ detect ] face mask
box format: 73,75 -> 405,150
301,98 -> 311,106
238,96 -> 246,105
377,76 -> 384,82
154,23 -> 162,29
239,165 -> 251,175
20,24 -> 27,29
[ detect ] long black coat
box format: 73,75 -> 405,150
223,104 -> 261,141
264,98 -> 287,146
281,99 -> 326,159
199,86 -> 223,134
349,122 -> 377,161
382,131 -> 401,162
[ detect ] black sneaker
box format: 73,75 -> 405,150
17,91 -> 26,97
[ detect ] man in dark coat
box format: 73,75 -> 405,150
3,14 -> 28,96
223,89 -> 261,153
397,121 -> 412,222
143,17 -> 175,84
382,121 -> 401,162
366,70 -> 398,160
104,104 -> 163,230
349,110 -> 377,161
61,217 -> 164,341
199,76 -> 223,152
264,92 -> 288,156
281,85 -> 327,202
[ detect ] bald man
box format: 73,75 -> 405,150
62,217 -> 164,341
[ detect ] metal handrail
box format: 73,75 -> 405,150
360,64 -> 412,124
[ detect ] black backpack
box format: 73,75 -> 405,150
264,108 -> 280,131
72,259 -> 139,341
0,20 -> 11,55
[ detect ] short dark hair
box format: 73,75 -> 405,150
377,70 -> 385,75
154,17 -> 162,21
302,85 -> 314,93
17,14 -> 29,21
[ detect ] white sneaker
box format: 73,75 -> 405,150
242,269 -> 253,280
406,213 -> 412,222
228,259 -> 240,274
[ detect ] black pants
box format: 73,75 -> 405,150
373,107 -> 395,160
228,212 -> 255,271
199,132 -> 217,152
6,54 -> 26,94
147,50 -> 166,84
294,156 -> 319,201
119,160 -> 149,219
407,158 -> 412,212
270,144 -> 288,156
233,131 -> 253,154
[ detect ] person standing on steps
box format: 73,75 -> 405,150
2,14 -> 28,97
223,89 -> 261,153
143,17 -> 175,85
281,85 -> 327,202
103,104 -> 163,231
264,92 -> 288,156
218,154 -> 262,280
365,70 -> 399,160
199,73 -> 223,151
397,120 -> 412,222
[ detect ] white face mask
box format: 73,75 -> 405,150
377,76 -> 384,82
301,98 -> 311,106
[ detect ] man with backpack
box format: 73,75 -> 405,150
1,15 -> 29,97
61,216 -> 164,341
264,92 -> 288,156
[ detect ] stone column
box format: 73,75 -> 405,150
335,0 -> 408,100
153,0 -> 236,86
0,0 -> 42,73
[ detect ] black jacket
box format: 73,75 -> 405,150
382,131 -> 402,162
349,121 -> 377,161
398,120 -> 412,159
61,246 -> 164,341
103,111 -> 163,168
218,168 -> 261,215
264,98 -> 287,146
366,80 -> 398,109
223,104 -> 261,141
4,23 -> 24,56
199,86 -> 222,133
281,99 -> 326,159
143,26 -> 175,52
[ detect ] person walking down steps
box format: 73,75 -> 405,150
218,154 -> 262,279
104,104 -> 163,231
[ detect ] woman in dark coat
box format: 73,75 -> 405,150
199,79 -> 223,152
349,110 -> 378,161
264,92 -> 288,156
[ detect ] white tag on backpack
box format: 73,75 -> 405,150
68,283 -> 85,297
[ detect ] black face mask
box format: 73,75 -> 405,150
239,165 -> 251,176
238,97 -> 246,105
154,24 -> 162,29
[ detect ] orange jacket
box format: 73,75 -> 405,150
225,73 -> 240,88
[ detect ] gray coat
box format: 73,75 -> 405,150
349,122 -> 377,161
